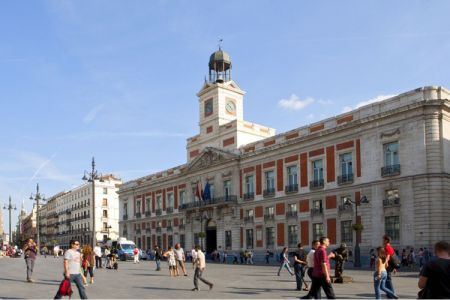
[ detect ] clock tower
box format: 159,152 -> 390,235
186,48 -> 275,162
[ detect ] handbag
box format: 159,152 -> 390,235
55,278 -> 73,298
389,253 -> 401,270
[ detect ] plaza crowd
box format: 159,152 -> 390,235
1,234 -> 449,299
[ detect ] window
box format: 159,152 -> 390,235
288,225 -> 298,247
209,184 -> 215,199
194,233 -> 199,247
157,236 -> 162,248
145,198 -> 151,212
123,203 -> 128,215
223,180 -> 231,198
313,200 -> 322,209
179,190 -> 186,205
287,165 -> 298,186
168,220 -> 172,227
225,231 -> 232,250
313,223 -> 324,240
245,175 -> 254,194
341,220 -> 353,244
312,160 -> 324,181
102,198 -> 108,206
265,206 -> 274,216
264,171 -> 275,191
246,209 -> 254,217
167,193 -> 174,208
146,237 -> 151,249
288,203 -> 297,212
103,210 -> 108,218
103,222 -> 108,231
136,200 -> 141,213
103,188 -> 108,194
266,227 -> 275,247
340,153 -> 353,176
245,229 -> 253,249
156,196 -> 162,210
204,98 -> 213,117
180,234 -> 185,247
385,216 -> 400,242
168,235 -> 173,247
386,189 -> 399,200
384,142 -> 399,166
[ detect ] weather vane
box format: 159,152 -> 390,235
218,38 -> 223,50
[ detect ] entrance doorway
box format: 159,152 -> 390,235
205,219 -> 217,254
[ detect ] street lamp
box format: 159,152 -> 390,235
3,196 -> 17,245
30,183 -> 46,252
344,195 -> 369,267
196,213 -> 209,251
82,157 -> 104,249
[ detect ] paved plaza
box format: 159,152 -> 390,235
0,257 -> 421,299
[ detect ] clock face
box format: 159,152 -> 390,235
225,101 -> 236,114
204,100 -> 213,116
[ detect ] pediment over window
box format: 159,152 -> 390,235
187,147 -> 239,172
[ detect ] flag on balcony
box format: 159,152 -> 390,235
195,181 -> 203,201
203,182 -> 211,201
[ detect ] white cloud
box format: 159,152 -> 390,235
341,94 -> 397,113
317,99 -> 333,105
306,113 -> 315,120
278,94 -> 315,110
82,104 -> 104,123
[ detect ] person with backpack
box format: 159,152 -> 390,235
383,235 -> 399,298
54,239 -> 87,299
277,247 -> 294,276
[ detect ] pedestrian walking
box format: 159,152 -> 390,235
54,239 -> 88,299
265,250 -> 271,264
154,246 -> 162,271
192,245 -> 213,291
174,243 -> 188,276
223,251 -> 228,263
133,246 -> 140,264
104,247 -> 111,268
407,248 -> 415,269
277,247 -> 294,276
418,241 -> 450,299
302,237 -> 335,299
163,246 -> 177,277
53,245 -> 59,258
82,245 -> 95,285
418,248 -> 424,269
94,243 -> 102,269
191,248 -> 198,268
294,243 -> 309,291
23,238 -> 37,283
373,247 -> 398,299
383,235 -> 398,297
303,240 -> 321,299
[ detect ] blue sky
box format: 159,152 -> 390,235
1,0 -> 450,233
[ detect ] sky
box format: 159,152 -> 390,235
1,0 -> 450,234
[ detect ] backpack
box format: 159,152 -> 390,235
113,262 -> 118,270
56,278 -> 73,298
388,253 -> 401,270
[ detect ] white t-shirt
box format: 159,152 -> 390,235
94,246 -> 102,257
195,250 -> 206,269
174,248 -> 184,261
191,249 -> 197,261
306,249 -> 315,268
65,249 -> 81,275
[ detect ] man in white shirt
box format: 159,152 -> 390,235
191,248 -> 198,268
303,239 -> 320,299
94,243 -> 102,269
54,239 -> 87,299
192,245 -> 213,291
53,245 -> 60,258
174,243 -> 188,276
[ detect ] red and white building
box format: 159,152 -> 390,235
118,49 -> 450,259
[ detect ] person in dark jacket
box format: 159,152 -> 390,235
418,241 -> 450,299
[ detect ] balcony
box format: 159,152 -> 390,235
263,188 -> 275,197
123,214 -> 128,220
310,207 -> 324,216
166,207 -> 174,214
178,195 -> 238,210
338,204 -> 353,214
179,224 -> 185,230
156,209 -> 162,216
264,214 -> 275,222
145,211 -> 151,217
167,226 -> 173,232
136,229 -> 141,235
244,216 -> 254,223
285,184 -> 299,193
135,212 -> 141,219
156,227 -> 162,234
381,164 -> 401,177
383,197 -> 400,207
65,209 -> 71,214
243,192 -> 255,201
310,179 -> 324,190
337,173 -> 354,185
286,211 -> 298,219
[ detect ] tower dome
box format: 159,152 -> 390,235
208,48 -> 232,83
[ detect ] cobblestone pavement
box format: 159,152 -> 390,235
0,257 -> 420,299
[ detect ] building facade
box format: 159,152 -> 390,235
118,49 -> 450,259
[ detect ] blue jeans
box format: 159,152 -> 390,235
278,262 -> 294,275
374,271 -> 396,299
155,259 -> 161,270
294,264 -> 306,289
385,270 -> 396,298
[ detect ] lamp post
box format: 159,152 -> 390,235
3,196 -> 17,245
30,184 -> 46,252
82,157 -> 104,249
344,195 -> 369,267
196,213 -> 208,251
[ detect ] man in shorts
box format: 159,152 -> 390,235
174,243 -> 188,276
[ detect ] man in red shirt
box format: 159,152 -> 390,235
383,235 -> 396,298
302,236 -> 335,299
